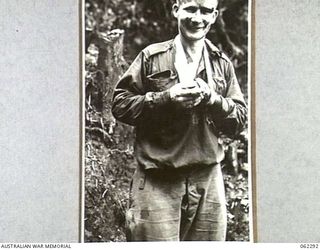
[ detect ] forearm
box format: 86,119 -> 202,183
206,94 -> 247,136
112,88 -> 171,126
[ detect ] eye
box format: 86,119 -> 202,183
200,7 -> 214,15
184,6 -> 198,13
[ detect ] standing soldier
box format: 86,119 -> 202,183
112,0 -> 247,241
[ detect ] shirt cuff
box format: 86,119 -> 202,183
207,95 -> 234,117
145,90 -> 171,108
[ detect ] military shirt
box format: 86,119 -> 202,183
112,38 -> 247,170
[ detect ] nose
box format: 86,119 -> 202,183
190,10 -> 203,23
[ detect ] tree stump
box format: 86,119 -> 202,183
96,29 -> 127,133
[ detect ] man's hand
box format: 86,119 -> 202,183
169,81 -> 203,109
195,78 -> 218,105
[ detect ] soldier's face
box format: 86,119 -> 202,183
173,0 -> 218,42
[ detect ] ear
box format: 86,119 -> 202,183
209,10 -> 219,24
213,9 -> 219,18
172,3 -> 179,18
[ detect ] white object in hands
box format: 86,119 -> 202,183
171,36 -> 203,108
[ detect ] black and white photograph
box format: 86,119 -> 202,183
3,0 -> 320,244
84,0 -> 252,242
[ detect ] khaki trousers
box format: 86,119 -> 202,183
126,164 -> 227,241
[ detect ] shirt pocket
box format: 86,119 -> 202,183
146,70 -> 178,92
212,76 -> 227,96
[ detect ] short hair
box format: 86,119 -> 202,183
175,0 -> 219,8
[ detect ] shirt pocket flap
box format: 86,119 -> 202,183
212,76 -> 227,95
146,70 -> 177,91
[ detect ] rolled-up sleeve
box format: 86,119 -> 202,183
207,60 -> 247,136
112,52 -> 171,126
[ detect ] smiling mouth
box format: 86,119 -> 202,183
187,23 -> 205,30
189,27 -> 205,31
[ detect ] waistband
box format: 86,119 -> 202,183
140,163 -> 221,181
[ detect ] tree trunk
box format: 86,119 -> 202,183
96,29 -> 127,133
